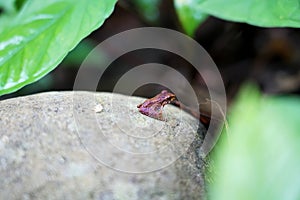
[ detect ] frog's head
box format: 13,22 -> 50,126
159,90 -> 176,106
137,90 -> 177,121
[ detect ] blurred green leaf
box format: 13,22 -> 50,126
0,0 -> 14,31
61,38 -> 109,68
0,0 -> 27,13
17,73 -> 54,95
0,0 -> 117,96
0,0 -> 16,14
209,84 -> 300,200
14,0 -> 27,11
62,39 -> 95,66
132,0 -> 161,23
186,0 -> 300,28
0,0 -> 16,32
174,0 -> 208,36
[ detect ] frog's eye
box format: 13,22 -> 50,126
168,96 -> 176,102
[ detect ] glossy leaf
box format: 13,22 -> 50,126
209,85 -> 300,200
0,0 -> 117,96
179,0 -> 300,28
174,0 -> 208,36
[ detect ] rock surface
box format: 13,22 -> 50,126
0,91 -> 206,200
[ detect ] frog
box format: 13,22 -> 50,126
137,90 -> 176,121
137,90 -> 214,128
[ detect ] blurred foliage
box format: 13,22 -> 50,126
174,0 -> 300,36
195,0 -> 300,27
0,1 -> 15,33
14,0 -> 27,11
131,0 -> 161,23
62,39 -> 95,66
174,0 -> 207,36
208,84 -> 300,200
61,38 -> 109,68
0,0 -> 15,14
0,0 -> 117,96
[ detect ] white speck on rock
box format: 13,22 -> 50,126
94,104 -> 103,113
65,162 -> 90,178
1,135 -> 9,143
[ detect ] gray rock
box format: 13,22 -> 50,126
0,91 -> 206,200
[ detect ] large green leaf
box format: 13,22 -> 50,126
175,0 -> 300,29
0,0 -> 117,96
174,0 -> 208,36
209,85 -> 300,200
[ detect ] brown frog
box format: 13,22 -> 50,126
137,90 -> 214,128
137,90 -> 176,121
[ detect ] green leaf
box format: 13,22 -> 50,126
209,84 -> 300,200
0,0 -> 117,96
189,0 -> 300,27
174,0 -> 208,36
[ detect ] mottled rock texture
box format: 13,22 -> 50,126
0,91 -> 206,200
